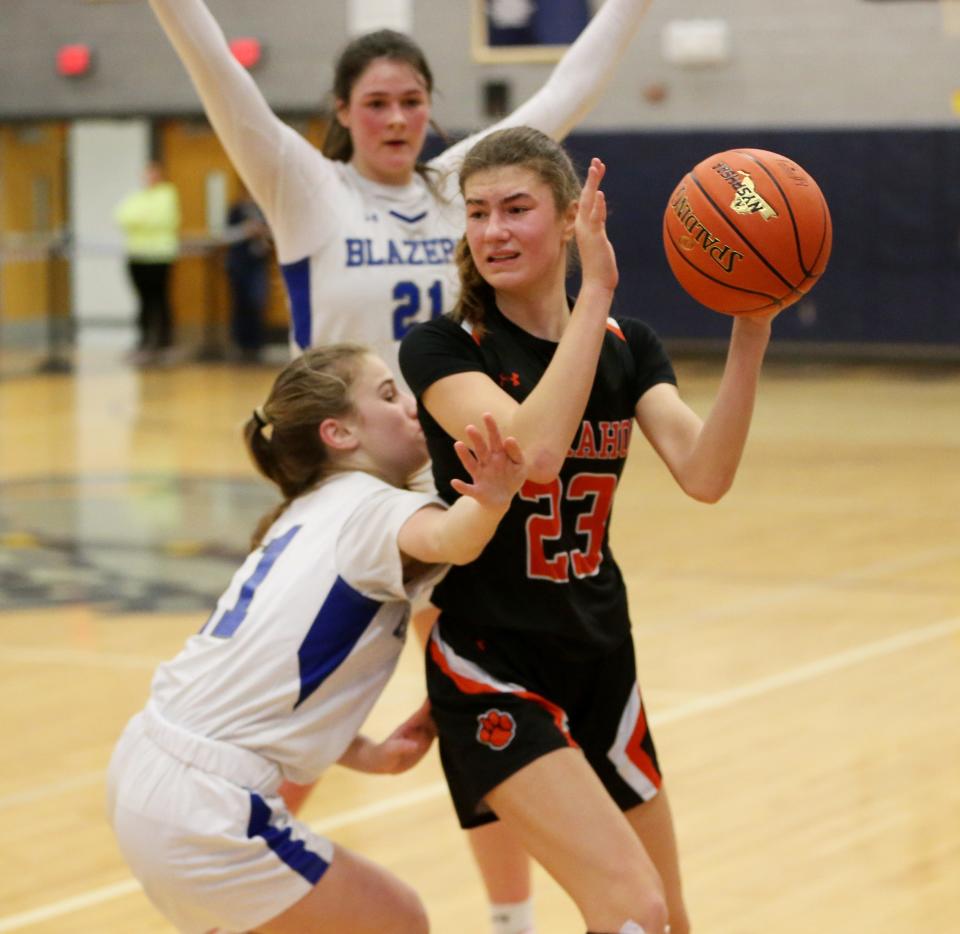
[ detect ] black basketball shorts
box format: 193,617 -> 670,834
425,620 -> 662,829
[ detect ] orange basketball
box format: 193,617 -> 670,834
662,148 -> 832,315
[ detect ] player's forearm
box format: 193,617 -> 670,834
508,282 -> 614,481
423,497 -> 510,565
336,735 -> 375,772
681,317 -> 771,502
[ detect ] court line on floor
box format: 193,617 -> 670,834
0,770 -> 106,811
1,615 -> 957,932
626,544 -> 960,634
0,645 -> 158,670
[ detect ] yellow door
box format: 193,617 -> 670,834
159,119 -> 232,345
0,123 -> 68,324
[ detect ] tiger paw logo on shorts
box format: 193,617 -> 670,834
476,709 -> 516,750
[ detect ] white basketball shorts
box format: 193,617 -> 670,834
106,706 -> 335,934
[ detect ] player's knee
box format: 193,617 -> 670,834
619,864 -> 668,929
631,894 -> 669,934
587,897 -> 670,934
393,885 -> 430,934
586,857 -> 668,933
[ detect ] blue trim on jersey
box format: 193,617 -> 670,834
280,257 -> 312,350
295,575 -> 382,708
389,209 -> 428,224
210,526 -> 302,638
247,793 -> 329,884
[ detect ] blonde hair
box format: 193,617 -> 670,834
243,343 -> 368,547
453,126 -> 582,334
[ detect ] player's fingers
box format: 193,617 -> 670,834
481,412 -> 504,452
452,440 -> 478,478
592,157 -> 606,188
463,422 -> 489,461
579,159 -> 600,213
582,158 -> 605,204
592,189 -> 607,227
502,436 -> 524,465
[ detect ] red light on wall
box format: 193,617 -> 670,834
57,44 -> 93,77
229,37 -> 262,70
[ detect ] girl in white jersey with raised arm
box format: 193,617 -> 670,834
147,4 -> 652,928
108,344 -> 526,934
148,0 -> 653,385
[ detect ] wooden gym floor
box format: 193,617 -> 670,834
0,344 -> 957,933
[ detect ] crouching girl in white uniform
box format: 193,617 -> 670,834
107,343 -> 525,934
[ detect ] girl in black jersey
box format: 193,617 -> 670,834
400,127 -> 783,934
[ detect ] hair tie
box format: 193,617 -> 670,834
253,406 -> 269,428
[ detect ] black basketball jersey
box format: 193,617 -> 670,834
400,301 -> 677,652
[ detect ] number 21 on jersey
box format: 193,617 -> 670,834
392,279 -> 443,339
520,473 -> 617,582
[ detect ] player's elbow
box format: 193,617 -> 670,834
525,447 -> 566,485
684,474 -> 734,504
447,544 -> 485,566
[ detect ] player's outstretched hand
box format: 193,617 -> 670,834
576,157 -> 618,294
450,412 -> 526,510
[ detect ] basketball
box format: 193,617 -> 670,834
662,148 -> 832,315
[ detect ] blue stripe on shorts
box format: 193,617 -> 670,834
247,792 -> 329,885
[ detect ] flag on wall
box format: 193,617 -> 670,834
486,0 -> 591,47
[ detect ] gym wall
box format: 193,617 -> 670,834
1,0 -> 957,352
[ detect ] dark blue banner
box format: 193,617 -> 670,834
486,0 -> 590,47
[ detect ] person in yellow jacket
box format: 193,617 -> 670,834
115,161 -> 181,363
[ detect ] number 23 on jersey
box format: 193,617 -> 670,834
521,473 -> 617,583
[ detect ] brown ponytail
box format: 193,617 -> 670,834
452,234 -> 494,335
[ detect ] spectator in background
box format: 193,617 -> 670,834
225,184 -> 271,363
115,161 -> 181,365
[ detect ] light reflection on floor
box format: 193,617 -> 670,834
0,473 -> 275,612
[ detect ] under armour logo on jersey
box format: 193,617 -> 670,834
365,212 -> 379,222
498,372 -> 520,388
477,709 -> 516,750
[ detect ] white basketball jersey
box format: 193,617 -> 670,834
279,159 -> 463,383
149,471 -> 446,785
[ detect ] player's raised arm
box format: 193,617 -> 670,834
431,0 -> 653,175
148,0 -> 331,253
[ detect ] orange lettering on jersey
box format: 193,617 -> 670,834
570,421 -> 598,459
618,420 -> 632,457
599,421 -> 619,459
569,419 -> 632,460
